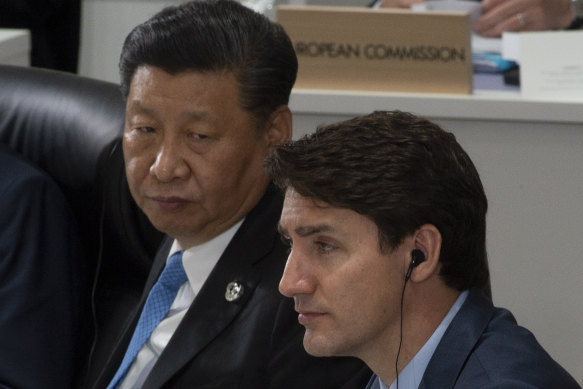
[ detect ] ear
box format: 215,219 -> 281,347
264,105 -> 292,147
409,224 -> 442,283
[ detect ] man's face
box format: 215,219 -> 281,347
278,189 -> 409,360
124,66 -> 274,248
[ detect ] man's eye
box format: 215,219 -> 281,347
279,235 -> 292,255
280,235 -> 292,247
188,132 -> 209,140
316,241 -> 335,254
136,126 -> 155,133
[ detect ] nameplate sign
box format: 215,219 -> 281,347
277,6 -> 472,94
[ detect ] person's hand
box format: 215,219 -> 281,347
474,0 -> 573,37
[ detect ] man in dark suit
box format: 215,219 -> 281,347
266,110 -> 580,388
89,1 -> 369,388
0,144 -> 85,388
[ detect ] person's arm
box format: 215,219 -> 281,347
0,169 -> 85,389
474,0 -> 574,37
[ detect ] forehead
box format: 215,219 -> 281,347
126,66 -> 259,129
280,189 -> 379,240
281,189 -> 334,222
128,66 -> 240,107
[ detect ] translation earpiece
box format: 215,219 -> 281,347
411,249 -> 426,267
405,249 -> 426,281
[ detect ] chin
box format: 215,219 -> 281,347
148,215 -> 197,239
303,332 -> 339,357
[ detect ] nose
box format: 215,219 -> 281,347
279,248 -> 315,298
149,139 -> 189,182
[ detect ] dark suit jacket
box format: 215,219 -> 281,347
366,288 -> 580,388
0,145 -> 85,388
92,183 -> 370,389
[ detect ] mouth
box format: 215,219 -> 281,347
149,196 -> 191,211
296,308 -> 326,326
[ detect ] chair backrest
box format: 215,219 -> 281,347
0,65 -> 164,379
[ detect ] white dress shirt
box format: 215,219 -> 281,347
119,219 -> 244,389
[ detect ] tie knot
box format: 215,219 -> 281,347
159,250 -> 187,289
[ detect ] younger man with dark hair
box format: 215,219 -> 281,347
266,110 -> 580,388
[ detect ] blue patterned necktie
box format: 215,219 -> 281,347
107,250 -> 187,389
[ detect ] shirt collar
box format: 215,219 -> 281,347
379,289 -> 469,389
168,218 -> 245,295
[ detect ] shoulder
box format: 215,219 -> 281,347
456,294 -> 579,387
0,146 -> 61,197
424,289 -> 579,387
0,146 -> 75,244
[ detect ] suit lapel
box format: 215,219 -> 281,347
365,375 -> 380,389
419,289 -> 493,389
143,184 -> 283,388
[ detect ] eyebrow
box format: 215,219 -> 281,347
127,101 -> 209,122
277,223 -> 334,237
126,101 -> 156,116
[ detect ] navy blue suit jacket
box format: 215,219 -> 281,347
366,288 -> 580,388
0,145 -> 85,388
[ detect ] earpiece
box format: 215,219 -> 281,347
405,249 -> 426,281
411,249 -> 426,267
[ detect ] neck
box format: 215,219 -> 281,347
367,281 -> 460,386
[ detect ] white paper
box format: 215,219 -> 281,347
473,34 -> 502,54
519,31 -> 583,101
501,32 -> 521,63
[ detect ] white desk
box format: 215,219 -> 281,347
0,29 -> 30,66
289,85 -> 583,383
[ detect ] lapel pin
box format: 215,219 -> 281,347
225,281 -> 244,302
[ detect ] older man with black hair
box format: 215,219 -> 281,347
87,1 -> 370,388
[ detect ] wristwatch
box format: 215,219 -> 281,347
568,0 -> 583,29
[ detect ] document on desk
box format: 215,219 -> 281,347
512,31 -> 583,101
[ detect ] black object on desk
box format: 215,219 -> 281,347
503,66 -> 520,87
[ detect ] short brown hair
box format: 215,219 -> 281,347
265,110 -> 490,294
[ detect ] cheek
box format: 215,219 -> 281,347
125,158 -> 144,183
218,146 -> 266,186
340,266 -> 393,318
123,141 -> 152,186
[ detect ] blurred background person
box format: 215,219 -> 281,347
371,0 -> 583,36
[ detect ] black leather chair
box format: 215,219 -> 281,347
0,64 -> 164,384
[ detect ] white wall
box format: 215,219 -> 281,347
79,0 -> 185,83
441,118 -> 583,385
78,0 -> 370,82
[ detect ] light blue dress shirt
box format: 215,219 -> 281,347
377,290 -> 469,389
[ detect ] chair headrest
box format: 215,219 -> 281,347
0,65 -> 124,192
0,65 -> 163,278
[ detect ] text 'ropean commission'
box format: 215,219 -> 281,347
295,42 -> 467,62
